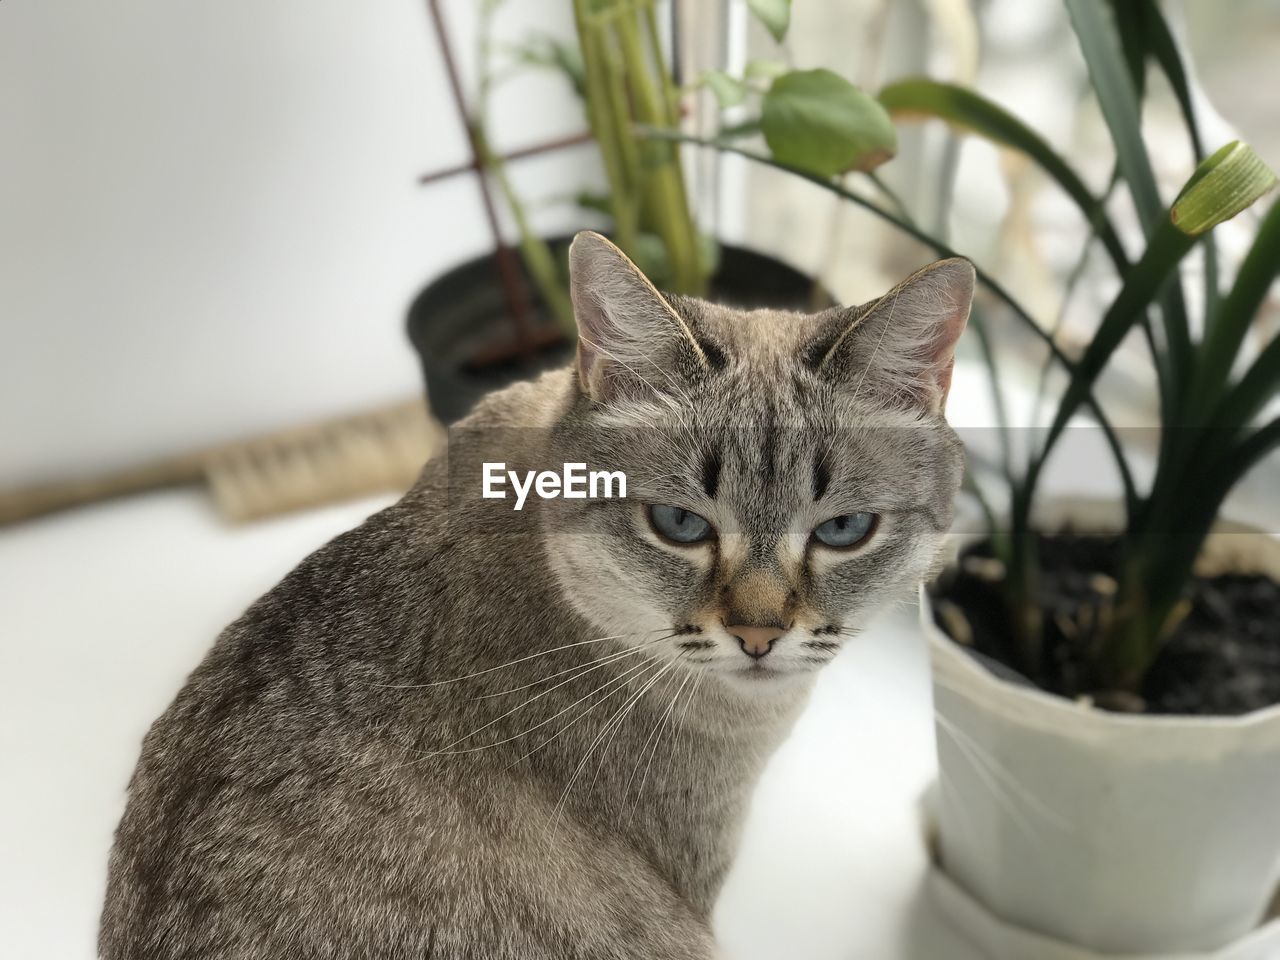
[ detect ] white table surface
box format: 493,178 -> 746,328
0,488 -> 983,960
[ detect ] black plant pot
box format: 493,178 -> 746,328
407,236 -> 824,424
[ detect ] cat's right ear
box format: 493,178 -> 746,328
568,231 -> 710,402
805,258 -> 973,414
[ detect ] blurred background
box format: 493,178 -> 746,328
4,0 -> 1278,491
2,1 -> 1279,958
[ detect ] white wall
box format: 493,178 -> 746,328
0,0 -> 589,486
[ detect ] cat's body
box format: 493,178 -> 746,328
101,234 -> 972,959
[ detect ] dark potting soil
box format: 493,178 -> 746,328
930,534 -> 1280,716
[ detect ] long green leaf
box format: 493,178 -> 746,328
1212,334 -> 1280,437
1032,150 -> 1275,509
1137,0 -> 1222,313
1031,217 -> 1194,488
1203,418 -> 1280,522
1136,0 -> 1201,155
1193,198 -> 1280,407
1145,417 -> 1280,637
1133,194 -> 1280,598
879,74 -> 1182,441
879,78 -> 1127,270
1119,0 -> 1222,319
1066,0 -> 1192,416
1066,0 -> 1162,226
509,34 -> 586,99
1105,0 -> 1148,101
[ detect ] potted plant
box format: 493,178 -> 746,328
646,1 -> 1280,955
901,4 -> 1280,954
409,0 -> 899,422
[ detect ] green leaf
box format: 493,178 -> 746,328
879,77 -> 1127,270
762,69 -> 897,176
699,70 -> 747,109
747,0 -> 791,43
744,59 -> 788,83
1171,141 -> 1278,236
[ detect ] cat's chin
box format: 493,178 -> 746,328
713,663 -> 816,697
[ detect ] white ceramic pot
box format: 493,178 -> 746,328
924,499 -> 1280,956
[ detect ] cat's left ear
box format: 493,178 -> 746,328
808,258 -> 973,414
568,231 -> 710,402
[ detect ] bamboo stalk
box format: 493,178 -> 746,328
571,0 -> 707,294
574,1 -> 640,253
613,2 -> 702,292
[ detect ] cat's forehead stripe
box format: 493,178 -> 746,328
701,449 -> 722,499
813,452 -> 831,501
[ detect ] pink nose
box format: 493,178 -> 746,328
727,624 -> 786,659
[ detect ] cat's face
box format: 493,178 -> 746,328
545,233 -> 970,696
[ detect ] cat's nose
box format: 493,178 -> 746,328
727,624 -> 786,659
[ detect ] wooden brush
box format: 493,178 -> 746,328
0,399 -> 445,526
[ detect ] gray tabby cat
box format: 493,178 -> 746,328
100,232 -> 972,959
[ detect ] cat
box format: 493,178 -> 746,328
100,231 -> 972,959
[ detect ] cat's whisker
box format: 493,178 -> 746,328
418,640 -> 675,756
370,629 -> 668,690
387,657 -> 662,772
625,666 -> 696,817
549,658 -> 677,826
471,634 -> 674,700
586,659 -> 686,795
658,667 -> 705,804
427,660 -> 659,760
502,656 -> 666,772
549,654 -> 685,831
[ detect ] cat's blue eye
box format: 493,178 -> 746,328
647,504 -> 714,544
812,512 -> 877,549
